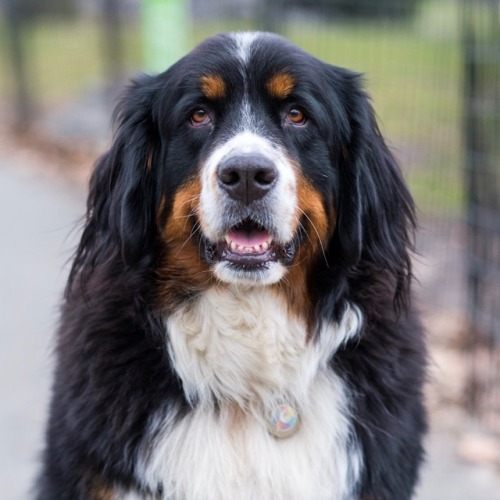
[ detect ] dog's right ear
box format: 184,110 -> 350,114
68,74 -> 164,292
320,64 -> 416,314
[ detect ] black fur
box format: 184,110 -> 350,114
37,33 -> 426,499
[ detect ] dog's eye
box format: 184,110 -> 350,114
285,107 -> 306,126
190,108 -> 211,127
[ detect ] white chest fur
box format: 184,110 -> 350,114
138,287 -> 363,500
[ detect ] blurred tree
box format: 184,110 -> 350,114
7,0 -> 76,20
4,0 -> 76,128
278,0 -> 421,20
101,0 -> 125,88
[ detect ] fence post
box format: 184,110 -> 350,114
462,0 -> 500,431
101,0 -> 125,89
4,0 -> 34,129
141,0 -> 189,73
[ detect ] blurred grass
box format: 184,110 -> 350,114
0,0 -> 463,216
0,17 -> 149,104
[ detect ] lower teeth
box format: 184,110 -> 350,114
228,242 -> 270,254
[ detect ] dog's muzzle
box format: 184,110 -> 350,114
199,134 -> 299,283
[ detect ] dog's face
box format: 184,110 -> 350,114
79,32 -> 414,314
156,33 -> 355,288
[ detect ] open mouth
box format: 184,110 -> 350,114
204,218 -> 296,269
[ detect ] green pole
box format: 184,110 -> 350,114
141,0 -> 189,73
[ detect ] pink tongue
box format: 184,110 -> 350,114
228,227 -> 269,247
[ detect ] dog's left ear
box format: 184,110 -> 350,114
325,67 -> 416,310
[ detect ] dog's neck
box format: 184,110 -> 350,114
165,285 -> 361,412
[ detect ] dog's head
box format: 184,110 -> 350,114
73,32 -> 415,315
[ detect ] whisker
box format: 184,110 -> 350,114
172,194 -> 201,218
174,216 -> 202,256
298,220 -> 315,250
298,209 -> 329,267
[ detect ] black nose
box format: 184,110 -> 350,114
217,154 -> 278,203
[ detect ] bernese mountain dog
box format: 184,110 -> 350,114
37,32 -> 427,500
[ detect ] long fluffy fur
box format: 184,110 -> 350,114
37,32 -> 426,500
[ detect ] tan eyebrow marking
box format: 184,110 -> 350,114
200,75 -> 227,100
266,73 -> 295,100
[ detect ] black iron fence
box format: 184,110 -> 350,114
463,0 -> 500,434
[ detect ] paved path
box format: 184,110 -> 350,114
1,159 -> 500,499
0,161 -> 83,499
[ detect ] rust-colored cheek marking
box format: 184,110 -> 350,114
273,173 -> 334,331
165,178 -> 202,241
296,175 -> 332,252
266,73 -> 295,100
200,75 -> 227,100
157,178 -> 213,310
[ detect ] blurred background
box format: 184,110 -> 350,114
0,0 -> 499,498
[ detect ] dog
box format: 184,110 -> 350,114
37,32 -> 427,500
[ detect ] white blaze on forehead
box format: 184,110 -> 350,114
230,32 -> 262,132
232,32 -> 260,64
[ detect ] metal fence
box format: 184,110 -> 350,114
1,0 -> 499,436
463,0 -> 500,434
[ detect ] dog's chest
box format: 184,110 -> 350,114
167,287 -> 314,405
139,288 -> 362,499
